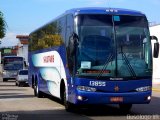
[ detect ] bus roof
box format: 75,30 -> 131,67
3,56 -> 23,58
65,7 -> 145,16
30,7 -> 146,34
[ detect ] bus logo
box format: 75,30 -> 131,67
114,86 -> 119,92
43,55 -> 54,63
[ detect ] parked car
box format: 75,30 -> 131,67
16,69 -> 28,86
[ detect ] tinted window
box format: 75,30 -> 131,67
19,70 -> 28,75
29,16 -> 66,51
76,14 -> 151,78
66,14 -> 74,75
3,57 -> 23,70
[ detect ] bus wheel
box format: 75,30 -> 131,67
119,104 -> 132,113
34,83 -> 43,98
3,78 -> 7,82
18,83 -> 21,87
34,84 -> 37,96
63,87 -> 75,112
15,82 -> 18,86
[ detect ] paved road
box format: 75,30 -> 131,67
0,77 -> 160,120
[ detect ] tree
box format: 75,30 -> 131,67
0,11 -> 6,39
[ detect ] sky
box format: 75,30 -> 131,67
0,0 -> 160,47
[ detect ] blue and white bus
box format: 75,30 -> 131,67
2,56 -> 26,82
28,8 -> 159,112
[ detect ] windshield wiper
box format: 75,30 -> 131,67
120,46 -> 136,77
96,46 -> 137,79
97,53 -> 113,79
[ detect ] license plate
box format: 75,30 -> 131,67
110,97 -> 123,102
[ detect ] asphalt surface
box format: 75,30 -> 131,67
0,76 -> 160,120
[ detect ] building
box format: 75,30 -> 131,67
149,24 -> 160,84
16,35 -> 29,64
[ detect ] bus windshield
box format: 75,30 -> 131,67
76,14 -> 152,79
3,57 -> 23,70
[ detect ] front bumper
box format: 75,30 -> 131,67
73,91 -> 151,105
17,79 -> 28,83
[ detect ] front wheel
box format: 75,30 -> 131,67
18,82 -> 21,87
63,87 -> 75,112
119,104 -> 132,113
15,81 -> 18,86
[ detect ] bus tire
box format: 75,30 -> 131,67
119,104 -> 132,113
15,82 -> 18,86
34,84 -> 37,96
18,82 -> 21,87
63,87 -> 75,112
34,82 -> 43,98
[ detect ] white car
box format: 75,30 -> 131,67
16,69 -> 28,86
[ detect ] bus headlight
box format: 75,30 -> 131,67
3,71 -> 7,75
77,86 -> 96,92
147,96 -> 151,101
136,86 -> 151,92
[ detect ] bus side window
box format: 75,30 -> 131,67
66,14 -> 74,75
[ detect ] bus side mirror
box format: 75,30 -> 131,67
73,32 -> 79,46
24,61 -> 27,67
150,36 -> 159,58
69,33 -> 79,55
153,42 -> 159,58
